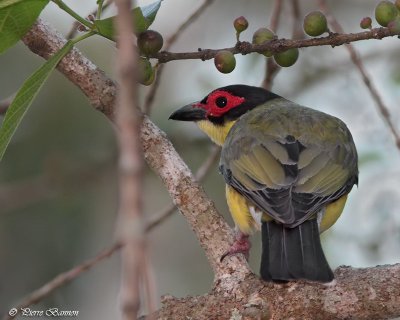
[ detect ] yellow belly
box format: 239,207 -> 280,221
319,194 -> 348,233
226,185 -> 257,234
226,185 -> 348,234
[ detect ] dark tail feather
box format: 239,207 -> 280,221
260,219 -> 334,282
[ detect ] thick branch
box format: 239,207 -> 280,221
22,21 -> 116,120
22,19 -> 250,282
152,27 -> 397,63
156,264 -> 400,319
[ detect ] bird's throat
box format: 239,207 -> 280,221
197,120 -> 236,146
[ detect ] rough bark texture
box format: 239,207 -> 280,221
156,264 -> 400,320
23,20 -> 116,120
20,19 -> 400,320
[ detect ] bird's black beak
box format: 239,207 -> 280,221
169,102 -> 207,121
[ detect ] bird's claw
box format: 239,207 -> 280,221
220,233 -> 251,262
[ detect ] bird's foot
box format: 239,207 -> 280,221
220,232 -> 251,262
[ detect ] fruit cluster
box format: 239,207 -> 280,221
213,2 -> 400,75
137,2 -> 400,82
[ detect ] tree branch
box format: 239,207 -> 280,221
151,27 -> 398,63
155,264 -> 400,319
22,20 -> 116,120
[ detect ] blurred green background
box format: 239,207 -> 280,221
1,0 -> 400,318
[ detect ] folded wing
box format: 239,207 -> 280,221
220,102 -> 358,228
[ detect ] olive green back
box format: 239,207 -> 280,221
220,98 -> 358,227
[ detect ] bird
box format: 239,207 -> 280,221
169,84 -> 358,282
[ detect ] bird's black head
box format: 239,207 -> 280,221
169,85 -> 281,125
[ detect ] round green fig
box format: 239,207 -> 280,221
273,48 -> 299,67
375,1 -> 398,27
303,11 -> 328,37
252,28 -> 275,57
137,30 -> 164,56
214,50 -> 236,74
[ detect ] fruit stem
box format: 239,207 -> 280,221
52,0 -> 93,30
71,31 -> 97,45
96,0 -> 105,19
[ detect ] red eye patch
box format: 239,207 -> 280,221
203,90 -> 245,117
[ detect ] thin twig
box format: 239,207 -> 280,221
269,0 -> 284,33
66,1 -> 112,39
261,0 -> 304,91
317,0 -> 400,150
262,0 -> 284,90
262,60 -> 280,91
164,0 -> 215,50
143,0 -> 215,115
152,27 -> 398,63
194,145 -> 220,181
290,0 -> 303,40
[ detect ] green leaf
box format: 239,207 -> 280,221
0,0 -> 27,9
0,0 -> 49,53
134,0 -> 162,33
94,0 -> 162,41
0,41 -> 74,162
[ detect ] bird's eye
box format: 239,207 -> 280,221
215,96 -> 228,108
